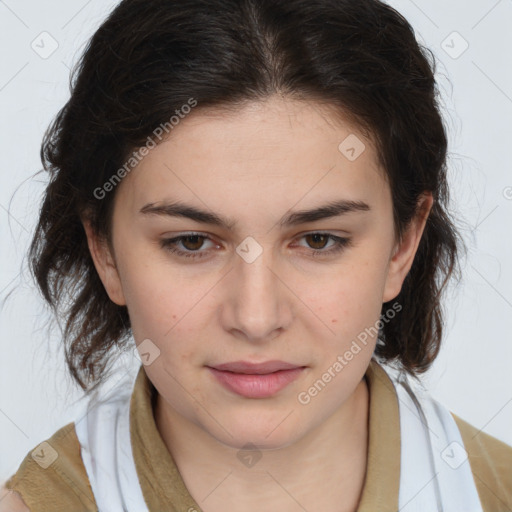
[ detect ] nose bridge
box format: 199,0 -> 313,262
239,251 -> 275,303
227,238 -> 289,339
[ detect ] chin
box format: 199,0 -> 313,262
206,414 -> 305,451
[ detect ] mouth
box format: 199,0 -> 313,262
206,360 -> 306,398
208,360 -> 304,374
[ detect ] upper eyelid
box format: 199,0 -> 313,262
166,231 -> 347,248
168,229 -> 348,240
167,230 -> 347,239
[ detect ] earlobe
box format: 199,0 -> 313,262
82,220 -> 127,306
382,192 -> 434,303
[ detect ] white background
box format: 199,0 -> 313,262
0,0 -> 511,481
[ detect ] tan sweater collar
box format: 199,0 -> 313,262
130,359 -> 400,511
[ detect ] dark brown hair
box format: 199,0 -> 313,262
29,0 -> 464,394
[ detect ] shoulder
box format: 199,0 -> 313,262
452,412 -> 512,511
3,422 -> 97,512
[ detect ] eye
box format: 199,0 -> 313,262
160,233 -> 218,259
295,233 -> 352,257
160,231 -> 352,261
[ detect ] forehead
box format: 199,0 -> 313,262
113,96 -> 390,223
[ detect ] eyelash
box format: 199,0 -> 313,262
159,232 -> 352,260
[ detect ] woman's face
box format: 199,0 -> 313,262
85,95 -> 430,450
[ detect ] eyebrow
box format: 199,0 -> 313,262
139,199 -> 370,229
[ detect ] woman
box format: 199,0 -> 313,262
2,0 -> 511,510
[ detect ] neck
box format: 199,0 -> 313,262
155,376 -> 370,512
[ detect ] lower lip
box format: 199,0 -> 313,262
207,367 -> 305,398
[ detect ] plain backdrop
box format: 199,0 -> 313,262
1,0 -> 511,481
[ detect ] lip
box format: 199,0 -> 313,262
210,360 -> 303,374
206,360 -> 306,398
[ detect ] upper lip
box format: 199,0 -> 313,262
208,360 -> 304,374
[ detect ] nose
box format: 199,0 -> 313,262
221,245 -> 293,343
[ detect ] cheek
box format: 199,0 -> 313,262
115,253 -> 182,340
296,250 -> 390,349
308,255 -> 388,313
116,253 -> 213,369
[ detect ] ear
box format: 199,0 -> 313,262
82,219 -> 127,306
382,192 -> 434,303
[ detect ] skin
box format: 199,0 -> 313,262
0,487 -> 29,512
82,95 -> 432,512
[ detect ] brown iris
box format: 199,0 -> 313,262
304,233 -> 329,250
181,235 -> 205,251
